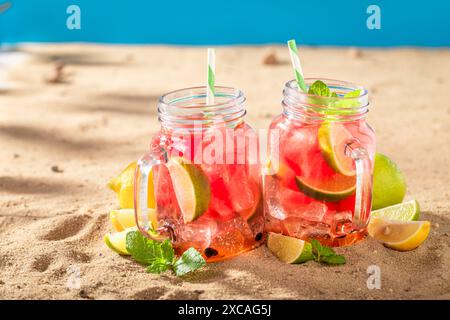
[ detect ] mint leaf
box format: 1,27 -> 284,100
344,89 -> 361,98
310,239 -> 346,265
321,254 -> 346,265
318,245 -> 336,257
146,259 -> 170,274
126,231 -> 175,266
162,239 -> 175,263
125,231 -> 205,276
173,247 -> 206,276
308,80 -> 330,97
126,231 -> 157,264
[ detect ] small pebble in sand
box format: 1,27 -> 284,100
389,288 -> 394,293
45,61 -> 66,84
434,223 -> 440,228
51,165 -> 64,173
347,47 -> 362,59
13,153 -> 20,158
262,52 -> 279,65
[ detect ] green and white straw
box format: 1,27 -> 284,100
287,39 -> 307,92
206,48 -> 216,105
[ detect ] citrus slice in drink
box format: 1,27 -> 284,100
318,123 -> 355,176
167,157 -> 211,223
367,218 -> 430,251
267,232 -> 314,264
295,174 -> 356,202
371,200 -> 420,222
110,208 -> 158,232
103,227 -> 137,255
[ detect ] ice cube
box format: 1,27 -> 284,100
209,216 -> 253,257
330,210 -> 353,237
175,218 -> 218,249
293,202 -> 328,223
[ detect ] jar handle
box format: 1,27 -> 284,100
134,145 -> 169,241
345,141 -> 373,228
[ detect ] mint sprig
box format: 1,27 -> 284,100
126,231 -> 206,276
310,239 -> 346,265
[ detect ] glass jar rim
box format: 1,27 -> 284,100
284,78 -> 369,102
159,85 -> 245,110
157,85 -> 247,129
282,78 -> 370,122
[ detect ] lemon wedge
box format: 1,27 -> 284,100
368,218 -> 430,251
107,161 -> 155,209
110,208 -> 158,232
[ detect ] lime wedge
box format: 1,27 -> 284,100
371,200 -> 420,222
104,227 -> 137,255
167,157 -> 211,223
295,175 -> 355,202
368,218 -> 430,251
318,123 -> 355,176
372,153 -> 407,210
267,232 -> 314,264
110,208 -> 158,232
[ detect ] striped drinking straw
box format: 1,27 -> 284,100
287,39 -> 307,92
206,48 -> 216,105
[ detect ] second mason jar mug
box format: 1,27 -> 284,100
134,86 -> 264,262
264,78 -> 376,246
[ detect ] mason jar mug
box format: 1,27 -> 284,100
134,86 -> 264,261
264,78 -> 376,246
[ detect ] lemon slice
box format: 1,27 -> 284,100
104,227 -> 137,255
267,232 -> 314,263
110,208 -> 158,232
368,218 -> 430,251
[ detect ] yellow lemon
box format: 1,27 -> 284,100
368,218 -> 430,251
107,161 -> 155,209
109,208 -> 158,232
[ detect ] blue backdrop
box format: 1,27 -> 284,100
1,0 -> 449,46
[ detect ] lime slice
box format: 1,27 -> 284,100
267,232 -> 314,264
318,123 -> 355,176
167,157 -> 211,223
110,208 -> 158,232
371,200 -> 420,222
372,153 -> 407,210
104,227 -> 137,255
295,175 -> 355,202
368,218 -> 430,251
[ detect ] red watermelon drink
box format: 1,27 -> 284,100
134,86 -> 263,262
265,78 -> 376,246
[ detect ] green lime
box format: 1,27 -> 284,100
167,157 -> 211,223
295,175 -> 355,202
318,122 -> 356,176
104,227 -> 137,255
371,199 -> 420,221
372,153 -> 407,210
267,233 -> 314,264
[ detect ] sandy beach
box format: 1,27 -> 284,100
0,44 -> 449,299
